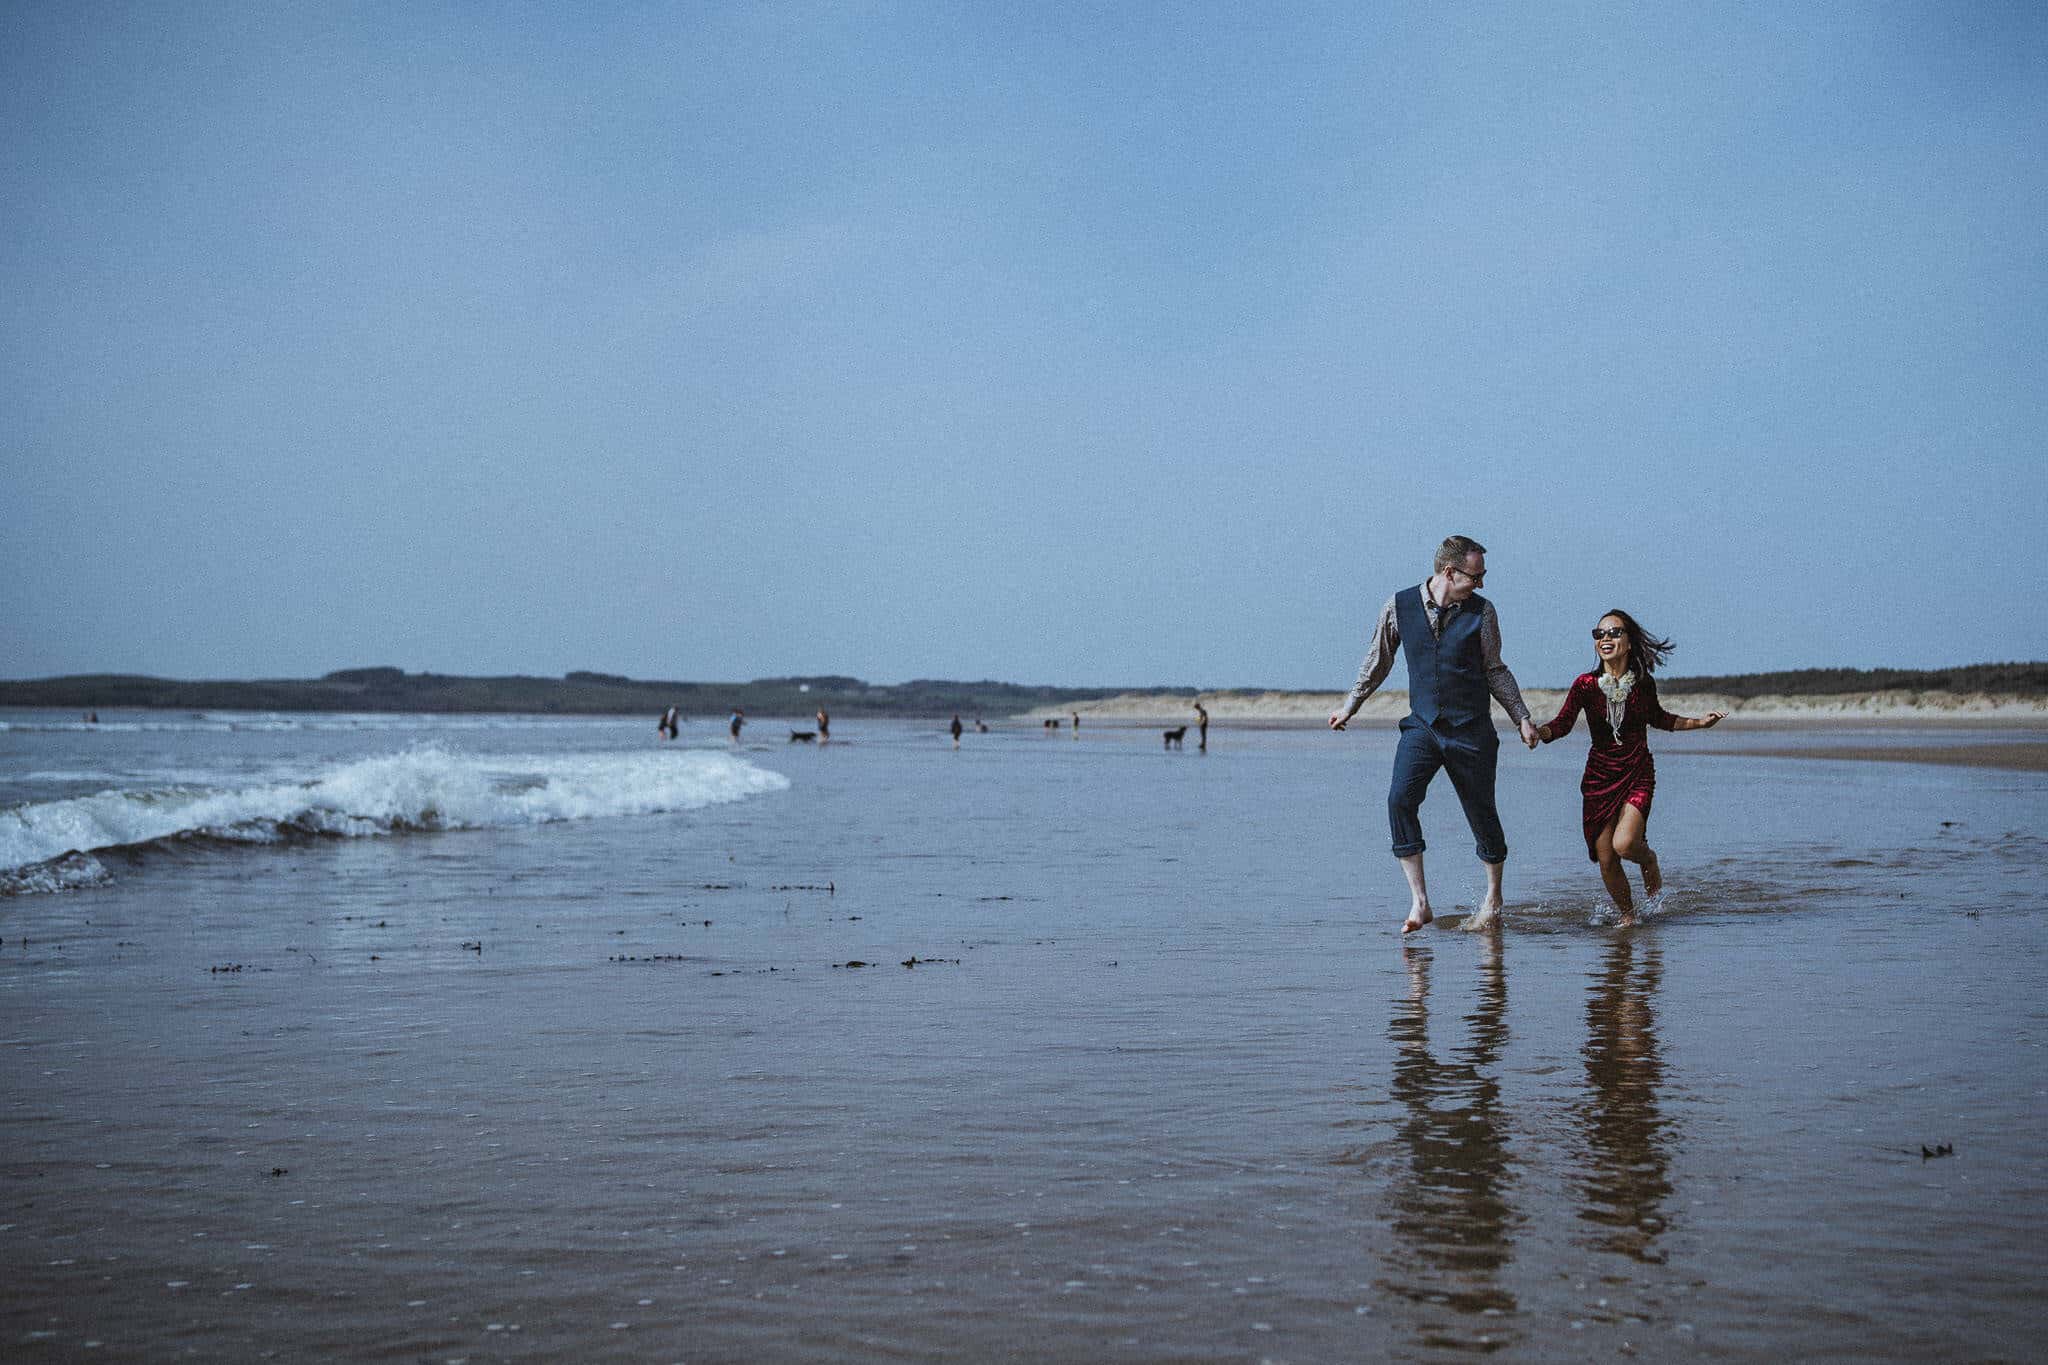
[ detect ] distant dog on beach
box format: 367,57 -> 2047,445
1163,726 -> 1187,749
789,730 -> 816,743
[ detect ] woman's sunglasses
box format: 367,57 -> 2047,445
1591,627 -> 1627,640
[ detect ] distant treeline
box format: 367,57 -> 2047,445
3,662 -> 2042,716
0,668 -> 1144,718
1655,661 -> 2048,699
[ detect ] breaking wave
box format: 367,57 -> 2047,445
0,746 -> 789,894
0,712 -> 628,734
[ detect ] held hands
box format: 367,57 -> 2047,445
1328,711 -> 1350,731
1698,710 -> 1726,729
1518,717 -> 1540,749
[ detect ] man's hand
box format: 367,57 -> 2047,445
1518,717 -> 1540,749
1328,711 -> 1349,731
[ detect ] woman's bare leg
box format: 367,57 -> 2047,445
1612,803 -> 1659,899
1595,816 -> 1634,922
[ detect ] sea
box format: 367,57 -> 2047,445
3,708 -> 2045,1361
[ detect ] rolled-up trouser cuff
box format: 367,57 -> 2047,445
1388,715 -> 1505,865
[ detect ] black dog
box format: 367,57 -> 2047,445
1163,726 -> 1187,749
789,730 -> 817,743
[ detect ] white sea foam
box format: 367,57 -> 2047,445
0,850 -> 111,896
0,746 -> 789,886
0,711 -> 640,735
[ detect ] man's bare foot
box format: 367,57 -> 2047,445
1642,852 -> 1662,898
1402,905 -> 1433,934
1462,901 -> 1502,932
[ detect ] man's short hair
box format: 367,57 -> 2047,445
1434,535 -> 1486,573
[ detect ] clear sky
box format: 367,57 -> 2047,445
5,3 -> 2045,689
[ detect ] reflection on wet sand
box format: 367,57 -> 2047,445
1577,933 -> 1673,1262
1380,933 -> 1518,1345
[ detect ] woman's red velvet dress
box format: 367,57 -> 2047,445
1542,671 -> 1680,861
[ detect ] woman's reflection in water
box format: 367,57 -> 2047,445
1577,933 -> 1673,1263
1381,931 -> 1518,1336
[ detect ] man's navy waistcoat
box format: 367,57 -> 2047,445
1396,584 -> 1491,728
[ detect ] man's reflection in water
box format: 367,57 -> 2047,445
1577,933 -> 1673,1263
1380,932 -> 1518,1335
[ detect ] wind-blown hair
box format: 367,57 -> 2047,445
1599,609 -> 1675,675
1434,535 -> 1486,573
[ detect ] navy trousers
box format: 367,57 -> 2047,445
1387,716 -> 1507,864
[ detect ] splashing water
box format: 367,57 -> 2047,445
1456,877 -> 1505,931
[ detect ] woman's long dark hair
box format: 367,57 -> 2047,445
1599,608 -> 1675,675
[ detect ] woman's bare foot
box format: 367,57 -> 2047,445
1402,904 -> 1434,934
1642,851 -> 1662,898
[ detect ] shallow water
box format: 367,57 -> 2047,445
4,712 -> 2046,1360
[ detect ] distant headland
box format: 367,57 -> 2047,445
2,662 -> 2045,722
0,668 -> 1132,719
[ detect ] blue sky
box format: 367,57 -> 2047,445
5,3 -> 2044,688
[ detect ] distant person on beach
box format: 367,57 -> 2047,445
1194,699 -> 1209,751
816,709 -> 830,742
1329,535 -> 1539,934
729,708 -> 745,743
658,706 -> 679,740
951,714 -> 963,748
1537,610 -> 1726,925
1071,711 -> 1080,737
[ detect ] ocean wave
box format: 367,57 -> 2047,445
0,746 -> 790,891
0,712 -> 637,734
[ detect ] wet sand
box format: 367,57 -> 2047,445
5,720 -> 2047,1361
1707,741 -> 2048,772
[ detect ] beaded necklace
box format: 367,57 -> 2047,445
1597,669 -> 1636,735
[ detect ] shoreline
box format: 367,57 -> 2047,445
1028,688 -> 2048,729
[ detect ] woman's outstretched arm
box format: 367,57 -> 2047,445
1650,675 -> 1727,731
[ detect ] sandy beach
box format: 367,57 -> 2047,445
1033,688 -> 2048,727
1031,691 -> 2048,771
